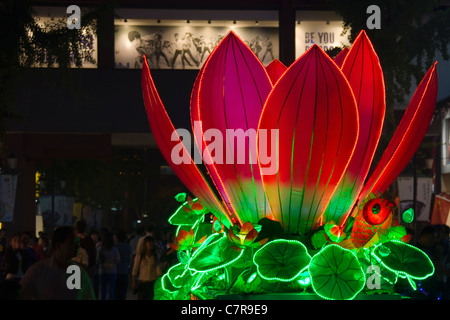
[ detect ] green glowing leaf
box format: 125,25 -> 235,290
324,221 -> 345,242
247,272 -> 258,283
161,273 -> 179,294
402,208 -> 414,223
166,263 -> 190,288
311,230 -> 328,250
169,202 -> 202,226
253,239 -> 311,282
297,275 -> 311,287
372,240 -> 434,280
309,244 -> 365,300
177,251 -> 190,264
175,193 -> 187,202
188,236 -> 243,272
154,277 -> 177,300
387,226 -> 407,241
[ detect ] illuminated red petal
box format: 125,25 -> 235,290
258,238 -> 269,246
244,228 -> 258,245
197,235 -> 206,244
325,31 -> 385,227
401,234 -> 412,243
176,229 -> 189,244
258,45 -> 359,235
191,202 -> 205,212
240,221 -> 255,234
178,229 -> 195,246
141,57 -> 232,227
265,59 -> 287,85
333,47 -> 349,68
359,62 -> 438,202
194,31 -> 273,225
227,228 -> 241,245
188,228 -> 195,243
190,54 -> 236,222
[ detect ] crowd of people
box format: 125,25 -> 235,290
1,218 -> 448,300
0,220 -> 177,300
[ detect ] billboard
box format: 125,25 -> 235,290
115,25 -> 279,69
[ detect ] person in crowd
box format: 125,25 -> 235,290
161,227 -> 178,272
90,229 -> 102,250
97,231 -> 120,300
132,236 -> 163,300
20,233 -> 38,272
135,222 -> 154,257
20,226 -> 96,300
75,220 -> 97,295
2,234 -> 30,281
33,232 -> 48,260
128,227 -> 143,276
72,236 -> 89,270
89,229 -> 101,297
114,230 -> 131,300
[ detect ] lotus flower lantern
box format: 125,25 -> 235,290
142,30 -> 438,300
142,30 -> 437,237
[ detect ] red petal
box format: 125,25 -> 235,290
325,31 -> 385,227
177,229 -> 189,243
240,221 -> 255,233
194,31 -> 273,225
183,206 -> 192,214
258,238 -> 269,246
359,62 -> 438,202
141,57 -> 233,227
265,59 -> 287,85
258,45 -> 359,234
227,228 -> 240,244
244,228 -> 258,244
333,47 -> 349,68
197,235 -> 207,244
187,229 -> 195,244
401,234 -> 412,243
191,202 -> 205,212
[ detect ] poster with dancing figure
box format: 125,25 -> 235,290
0,175 -> 17,222
115,25 -> 279,69
39,195 -> 74,228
